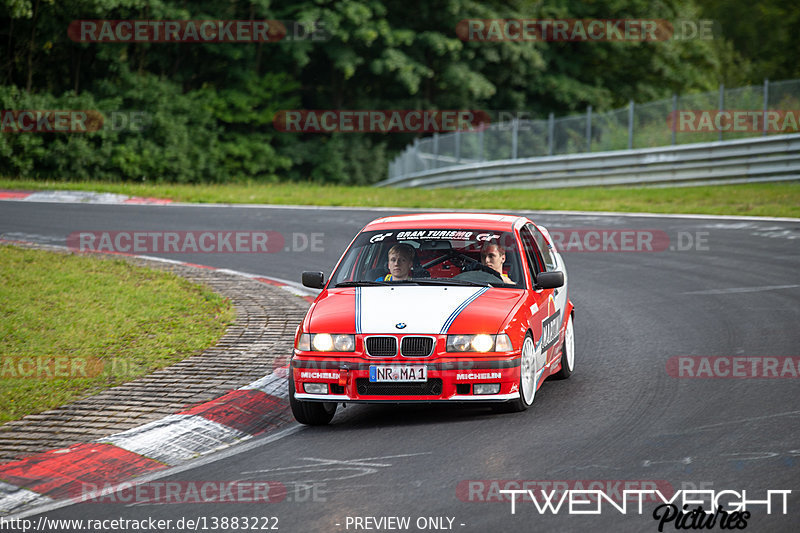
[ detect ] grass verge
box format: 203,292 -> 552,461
0,245 -> 235,424
0,178 -> 798,218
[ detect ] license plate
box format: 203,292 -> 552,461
369,365 -> 427,382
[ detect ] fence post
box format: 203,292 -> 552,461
763,79 -> 769,136
478,128 -> 485,161
586,105 -> 592,152
511,118 -> 519,159
432,133 -> 439,168
548,112 -> 555,155
455,130 -> 461,163
718,83 -> 724,142
628,100 -> 634,149
413,138 -> 420,171
672,94 -> 678,145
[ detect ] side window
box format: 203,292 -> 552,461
529,224 -> 557,271
519,227 -> 542,284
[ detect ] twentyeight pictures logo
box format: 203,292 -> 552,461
459,481 -> 792,531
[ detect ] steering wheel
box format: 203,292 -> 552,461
461,256 -> 505,281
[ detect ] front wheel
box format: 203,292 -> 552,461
493,333 -> 537,413
552,314 -> 574,380
289,373 -> 337,425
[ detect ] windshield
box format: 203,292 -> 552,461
330,229 -> 525,289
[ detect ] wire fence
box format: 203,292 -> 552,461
388,79 -> 800,180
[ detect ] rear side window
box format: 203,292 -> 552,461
518,226 -> 542,282
529,224 -> 558,271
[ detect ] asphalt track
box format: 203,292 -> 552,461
1,201 -> 799,532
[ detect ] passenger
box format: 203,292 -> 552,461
378,243 -> 414,281
481,242 -> 514,284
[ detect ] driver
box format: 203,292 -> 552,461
378,243 -> 414,281
481,242 -> 514,284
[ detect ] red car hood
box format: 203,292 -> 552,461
307,286 -> 525,335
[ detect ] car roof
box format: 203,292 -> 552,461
362,213 -> 526,232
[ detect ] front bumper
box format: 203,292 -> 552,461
291,353 -> 521,403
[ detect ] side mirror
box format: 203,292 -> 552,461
535,271 -> 564,290
302,271 -> 325,289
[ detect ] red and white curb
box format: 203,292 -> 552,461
0,370 -> 290,514
0,243 -> 316,516
0,189 -> 172,204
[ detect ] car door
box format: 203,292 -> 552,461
531,223 -> 568,333
520,224 -> 565,371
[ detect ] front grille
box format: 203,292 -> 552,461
356,378 -> 443,396
365,336 -> 397,357
400,336 -> 434,357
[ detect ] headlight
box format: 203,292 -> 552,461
298,333 -> 355,352
313,333 -> 335,351
332,334 -> 355,351
446,334 -> 513,352
471,334 -> 494,352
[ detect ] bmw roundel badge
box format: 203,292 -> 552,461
395,322 -> 407,329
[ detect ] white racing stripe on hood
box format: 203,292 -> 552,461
358,286 -> 487,334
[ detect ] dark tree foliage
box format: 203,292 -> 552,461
0,0 -> 772,184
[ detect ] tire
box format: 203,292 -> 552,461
289,373 -> 337,425
493,332 -> 537,413
552,314 -> 574,380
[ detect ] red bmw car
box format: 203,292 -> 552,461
290,213 -> 575,425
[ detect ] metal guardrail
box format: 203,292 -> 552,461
376,134 -> 800,189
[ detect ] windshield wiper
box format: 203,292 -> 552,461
335,279 -> 494,288
407,279 -> 490,287
334,280 -> 389,287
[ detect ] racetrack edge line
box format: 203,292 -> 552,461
0,189 -> 797,222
